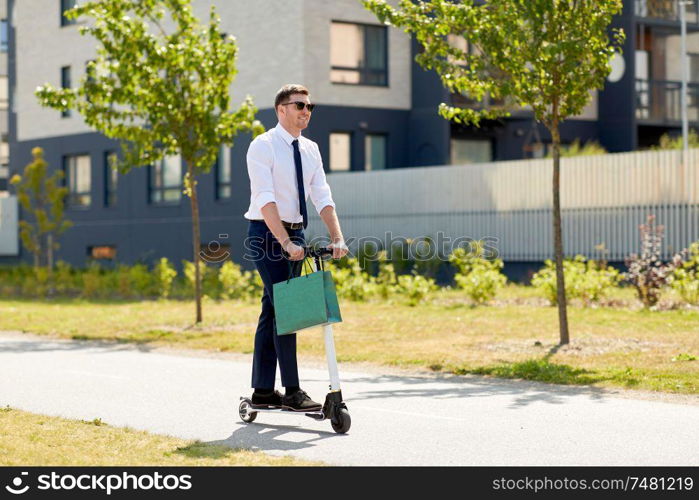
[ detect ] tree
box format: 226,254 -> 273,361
10,147 -> 73,270
36,0 -> 263,323
364,0 -> 624,344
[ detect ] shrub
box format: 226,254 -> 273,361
532,255 -> 621,306
624,215 -> 683,308
247,269 -> 264,298
182,260 -> 220,300
325,257 -> 377,301
449,245 -> 507,304
153,257 -> 177,299
671,242 -> 699,305
19,266 -> 51,298
396,272 -> 438,307
389,239 -> 413,275
203,264 -> 222,299
652,128 -> 699,150
546,138 -> 607,157
219,260 -> 254,300
413,237 -> 443,279
357,240 -> 380,276
127,263 -> 157,298
116,264 -> 135,299
53,260 -> 78,296
577,259 -> 622,304
81,261 -> 105,299
375,251 -> 399,300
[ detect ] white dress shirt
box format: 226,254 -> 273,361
244,122 -> 336,223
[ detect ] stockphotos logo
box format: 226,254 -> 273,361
5,472 -> 29,495
4,471 -> 192,495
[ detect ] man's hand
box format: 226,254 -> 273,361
283,240 -> 305,261
329,240 -> 349,260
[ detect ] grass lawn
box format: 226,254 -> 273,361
0,406 -> 317,466
1,285 -> 697,395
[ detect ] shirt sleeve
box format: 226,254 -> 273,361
308,142 -> 336,214
246,137 -> 277,211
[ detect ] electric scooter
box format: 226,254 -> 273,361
238,247 -> 351,434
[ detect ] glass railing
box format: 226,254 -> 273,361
635,0 -> 699,23
635,78 -> 699,122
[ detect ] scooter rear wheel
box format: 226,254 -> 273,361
331,408 -> 351,434
239,399 -> 257,423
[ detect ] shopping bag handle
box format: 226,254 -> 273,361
283,246 -> 333,282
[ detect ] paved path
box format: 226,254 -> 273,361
1,332 -> 697,466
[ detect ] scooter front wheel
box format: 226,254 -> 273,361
331,408 -> 351,434
239,398 -> 257,423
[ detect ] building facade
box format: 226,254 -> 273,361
0,0 -> 8,191
2,0 -> 698,269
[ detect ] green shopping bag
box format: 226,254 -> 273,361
273,257 -> 342,335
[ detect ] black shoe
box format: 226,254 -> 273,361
282,389 -> 322,412
251,390 -> 283,409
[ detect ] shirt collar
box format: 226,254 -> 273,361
275,122 -> 301,146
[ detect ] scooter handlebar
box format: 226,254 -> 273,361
305,247 -> 333,258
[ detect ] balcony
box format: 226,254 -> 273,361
635,0 -> 699,24
635,78 -> 699,123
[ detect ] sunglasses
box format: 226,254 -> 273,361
281,101 -> 316,112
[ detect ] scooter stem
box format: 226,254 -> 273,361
323,324 -> 341,392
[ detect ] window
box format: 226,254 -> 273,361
87,245 -> 116,260
104,151 -> 118,207
64,154 -> 91,207
61,0 -> 77,27
446,34 -> 476,66
149,155 -> 182,204
688,53 -> 699,83
61,66 -> 71,117
1,19 -> 8,52
450,138 -> 492,165
1,136 -> 9,169
0,76 -> 7,111
330,22 -> 387,86
329,132 -> 351,172
0,137 -> 8,190
365,134 -> 386,170
216,147 -> 232,199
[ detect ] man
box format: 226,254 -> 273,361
244,83 -> 348,411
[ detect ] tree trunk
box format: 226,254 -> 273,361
47,233 -> 55,297
550,120 -> 570,345
47,233 -> 54,271
34,233 -> 42,269
188,166 -> 203,323
32,244 -> 39,269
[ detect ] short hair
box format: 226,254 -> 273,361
274,84 -> 310,111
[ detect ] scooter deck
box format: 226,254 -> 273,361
248,407 -> 325,420
249,407 -> 323,414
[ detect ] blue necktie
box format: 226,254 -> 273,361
291,139 -> 308,229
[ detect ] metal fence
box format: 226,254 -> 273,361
0,194 -> 18,256
307,148 -> 699,261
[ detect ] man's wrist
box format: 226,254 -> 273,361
330,239 -> 347,249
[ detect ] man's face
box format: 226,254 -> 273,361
278,93 -> 312,131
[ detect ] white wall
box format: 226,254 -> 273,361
306,149 -> 699,261
0,194 -> 18,256
15,0 -> 410,142
302,0 -> 411,110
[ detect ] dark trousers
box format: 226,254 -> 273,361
247,220 -> 305,389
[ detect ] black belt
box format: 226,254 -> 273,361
282,221 -> 303,230
251,219 -> 303,230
